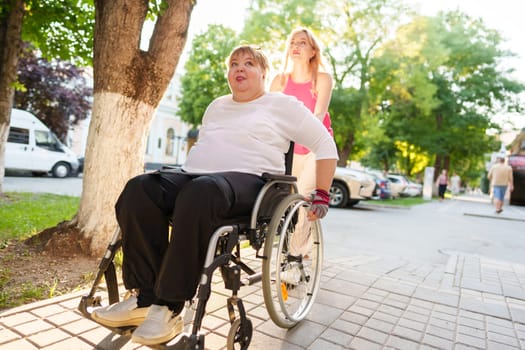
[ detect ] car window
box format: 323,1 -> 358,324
7,127 -> 29,144
35,130 -> 63,152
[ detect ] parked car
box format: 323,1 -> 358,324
508,154 -> 525,205
5,108 -> 79,178
386,174 -> 408,198
329,167 -> 376,208
365,169 -> 392,200
388,174 -> 423,197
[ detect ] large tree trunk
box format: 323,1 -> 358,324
0,0 -> 24,194
338,133 -> 354,167
76,93 -> 155,253
41,0 -> 195,256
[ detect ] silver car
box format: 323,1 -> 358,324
330,167 -> 376,208
388,174 -> 423,197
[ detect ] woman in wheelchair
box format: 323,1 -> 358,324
90,44 -> 338,346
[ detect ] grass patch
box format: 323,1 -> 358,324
0,192 -> 79,241
364,196 -> 428,207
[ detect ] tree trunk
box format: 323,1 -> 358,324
37,0 -> 195,256
76,92 -> 155,254
338,133 -> 354,167
0,0 -> 24,194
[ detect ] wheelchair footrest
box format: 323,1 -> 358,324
154,332 -> 205,350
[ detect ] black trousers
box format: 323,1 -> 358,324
438,184 -> 447,199
115,171 -> 265,303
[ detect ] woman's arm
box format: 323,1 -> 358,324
313,72 -> 333,122
315,158 -> 337,192
307,158 -> 337,221
269,73 -> 285,92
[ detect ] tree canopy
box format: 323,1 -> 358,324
0,0 -> 94,193
365,11 -> 524,180
14,44 -> 92,142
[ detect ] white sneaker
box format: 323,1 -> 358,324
131,305 -> 183,345
280,265 -> 302,285
91,296 -> 149,327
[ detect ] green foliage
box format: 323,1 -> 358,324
329,87 -> 363,159
14,45 -> 93,141
0,192 -> 79,241
177,25 -> 238,127
365,10 -> 524,182
22,0 -> 95,66
241,0 -> 322,51
364,196 -> 427,207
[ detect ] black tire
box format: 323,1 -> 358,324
347,199 -> 360,207
51,162 -> 71,178
262,194 -> 323,328
226,318 -> 252,350
329,181 -> 349,208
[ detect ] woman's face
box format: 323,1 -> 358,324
288,31 -> 315,62
227,52 -> 266,102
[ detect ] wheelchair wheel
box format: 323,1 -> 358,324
261,193 -> 323,328
226,318 -> 252,350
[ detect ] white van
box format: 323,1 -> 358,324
5,108 -> 79,178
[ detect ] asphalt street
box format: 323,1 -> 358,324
323,197 -> 525,266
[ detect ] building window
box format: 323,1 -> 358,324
166,128 -> 175,156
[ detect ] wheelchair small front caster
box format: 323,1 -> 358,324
226,318 -> 252,350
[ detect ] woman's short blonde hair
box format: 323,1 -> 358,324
226,45 -> 270,76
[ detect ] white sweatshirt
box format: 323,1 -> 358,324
183,92 -> 338,175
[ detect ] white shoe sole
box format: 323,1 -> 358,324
131,318 -> 184,345
91,309 -> 147,328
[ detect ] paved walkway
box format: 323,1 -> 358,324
1,196 -> 524,350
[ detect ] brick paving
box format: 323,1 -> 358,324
1,199 -> 524,349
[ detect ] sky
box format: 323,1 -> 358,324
181,0 -> 525,130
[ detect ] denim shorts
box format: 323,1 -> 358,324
493,185 -> 507,201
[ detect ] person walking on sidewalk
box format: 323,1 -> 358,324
450,172 -> 461,197
488,156 -> 513,213
435,169 -> 449,201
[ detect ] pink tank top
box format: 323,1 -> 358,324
282,78 -> 333,155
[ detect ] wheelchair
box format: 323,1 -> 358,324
78,145 -> 324,349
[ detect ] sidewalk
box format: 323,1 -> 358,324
1,196 -> 525,349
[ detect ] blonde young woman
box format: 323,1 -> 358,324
270,27 -> 334,259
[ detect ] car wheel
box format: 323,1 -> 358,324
329,181 -> 349,208
52,162 -> 71,178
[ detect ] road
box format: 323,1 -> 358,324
4,174 -> 525,267
323,198 -> 525,266
3,174 -> 83,197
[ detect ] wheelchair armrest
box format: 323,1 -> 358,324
261,172 -> 297,182
161,165 -> 182,171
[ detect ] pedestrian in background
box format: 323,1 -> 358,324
270,27 -> 333,257
488,156 -> 514,214
450,172 -> 461,197
435,169 -> 449,201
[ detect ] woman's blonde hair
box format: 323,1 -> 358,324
226,45 -> 270,77
280,27 -> 326,94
